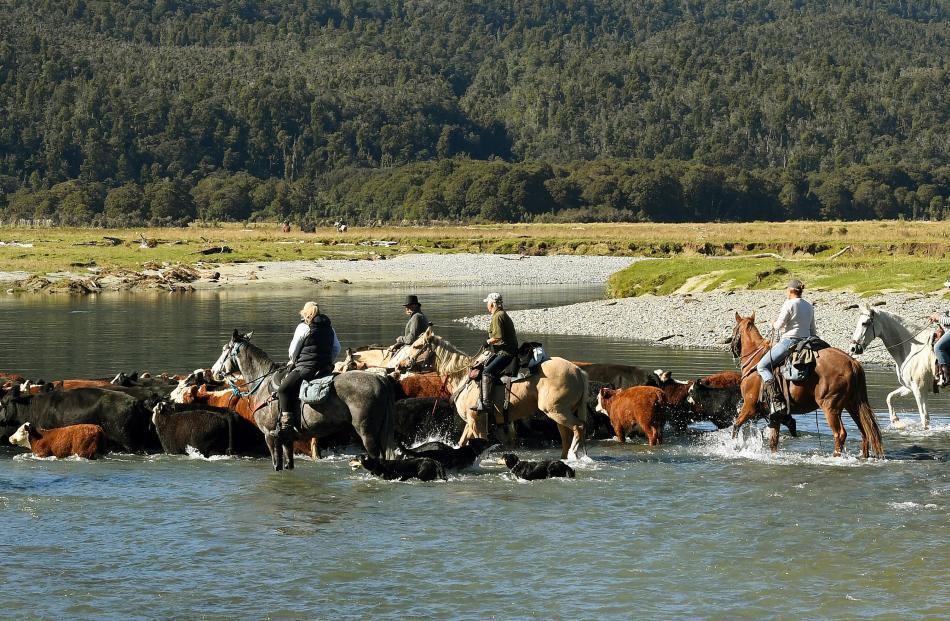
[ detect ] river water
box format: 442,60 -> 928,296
1,284 -> 948,620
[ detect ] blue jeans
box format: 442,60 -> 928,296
756,338 -> 803,383
936,332 -> 950,365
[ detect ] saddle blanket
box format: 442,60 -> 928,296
299,375 -> 334,405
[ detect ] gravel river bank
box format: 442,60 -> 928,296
458,289 -> 948,367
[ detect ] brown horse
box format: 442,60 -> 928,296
731,312 -> 884,458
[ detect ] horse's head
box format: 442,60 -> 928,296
730,312 -> 760,362
211,329 -> 254,381
849,305 -> 876,355
403,326 -> 435,369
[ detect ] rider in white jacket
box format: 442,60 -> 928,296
756,279 -> 818,415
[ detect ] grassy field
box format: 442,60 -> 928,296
1,221 -> 948,296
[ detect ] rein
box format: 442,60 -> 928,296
223,340 -> 282,399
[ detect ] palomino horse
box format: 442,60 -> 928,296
404,327 -> 589,460
210,330 -> 397,471
731,313 -> 884,458
849,306 -> 938,429
333,345 -> 432,373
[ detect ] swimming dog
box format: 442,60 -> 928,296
349,454 -> 447,482
501,453 -> 575,480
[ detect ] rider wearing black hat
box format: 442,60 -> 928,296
394,294 -> 429,348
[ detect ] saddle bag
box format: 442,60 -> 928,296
299,375 -> 335,405
782,348 -> 816,384
517,341 -> 551,371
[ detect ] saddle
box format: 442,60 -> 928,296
780,337 -> 829,384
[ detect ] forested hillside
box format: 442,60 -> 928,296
1,1 -> 948,225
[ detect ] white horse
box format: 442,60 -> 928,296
849,306 -> 938,429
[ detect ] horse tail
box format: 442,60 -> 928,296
577,368 -> 590,425
854,362 -> 885,458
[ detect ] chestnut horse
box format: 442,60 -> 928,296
730,312 -> 884,458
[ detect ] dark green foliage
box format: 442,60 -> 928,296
0,1 -> 948,224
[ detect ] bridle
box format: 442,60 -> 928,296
849,311 -> 878,354
731,321 -> 769,379
219,337 -> 281,399
405,336 -> 478,377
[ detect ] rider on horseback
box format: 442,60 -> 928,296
929,279 -> 950,387
756,278 -> 817,416
275,301 -> 341,439
393,294 -> 429,350
472,292 -> 519,413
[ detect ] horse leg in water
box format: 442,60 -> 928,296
283,438 -> 295,470
354,418 -> 382,458
732,398 -> 760,438
885,386 -> 910,427
909,383 -> 930,429
547,409 -> 586,460
273,437 -> 284,471
256,409 -> 283,471
821,403 -> 847,457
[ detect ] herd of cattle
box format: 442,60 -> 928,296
0,360 -> 760,470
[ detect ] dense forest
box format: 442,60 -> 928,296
0,1 -> 948,225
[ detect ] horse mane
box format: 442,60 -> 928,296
429,334 -> 472,358
870,308 -> 928,335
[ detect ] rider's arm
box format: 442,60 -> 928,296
772,300 -> 791,334
809,310 -> 818,337
487,311 -> 502,345
331,329 -> 342,360
288,323 -> 309,364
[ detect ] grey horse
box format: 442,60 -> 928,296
210,330 -> 397,471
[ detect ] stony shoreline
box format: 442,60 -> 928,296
3,253 -> 644,293
456,290 -> 946,367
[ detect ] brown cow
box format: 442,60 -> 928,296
595,386 -> 666,445
8,422 -> 107,459
397,372 -> 449,399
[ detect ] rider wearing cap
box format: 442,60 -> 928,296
394,294 -> 429,348
756,278 -> 817,415
929,278 -> 950,387
472,292 -> 519,412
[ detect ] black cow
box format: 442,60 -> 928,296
0,385 -> 158,452
150,401 -> 267,457
502,453 -> 575,480
400,438 -> 493,470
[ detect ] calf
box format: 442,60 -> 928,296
686,378 -> 743,429
501,453 -> 575,480
349,454 -> 447,482
646,369 -> 742,431
151,401 -> 268,457
595,386 -> 666,445
9,422 -> 107,459
401,438 -> 492,470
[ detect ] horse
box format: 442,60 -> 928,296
403,327 -> 589,460
210,330 -> 397,471
730,313 -> 884,458
849,306 -> 938,429
333,345 -> 432,373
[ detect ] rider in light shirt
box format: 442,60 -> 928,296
929,278 -> 950,387
756,278 -> 817,415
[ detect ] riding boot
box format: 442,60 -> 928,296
275,411 -> 301,442
939,364 -> 950,388
470,374 -> 493,412
763,378 -> 787,417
